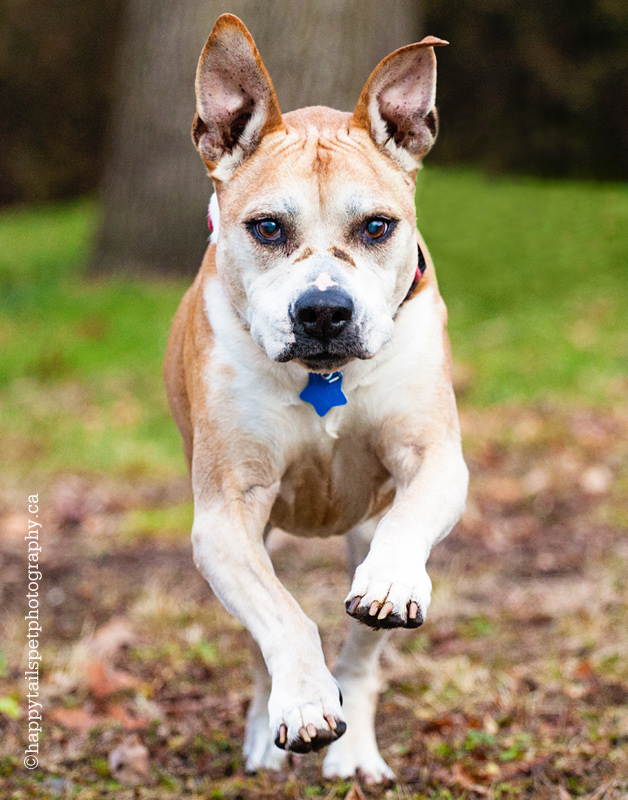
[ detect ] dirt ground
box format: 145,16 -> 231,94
1,404 -> 627,799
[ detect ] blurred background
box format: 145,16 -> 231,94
1,1 -> 627,798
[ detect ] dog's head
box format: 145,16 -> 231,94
193,14 -> 446,372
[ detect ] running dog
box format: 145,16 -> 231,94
164,14 -> 468,783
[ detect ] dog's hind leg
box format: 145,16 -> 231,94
323,520 -> 395,784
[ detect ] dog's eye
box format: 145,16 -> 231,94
255,219 -> 282,240
364,219 -> 389,240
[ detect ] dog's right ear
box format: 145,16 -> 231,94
192,14 -> 284,180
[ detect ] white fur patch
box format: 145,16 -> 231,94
310,273 -> 337,291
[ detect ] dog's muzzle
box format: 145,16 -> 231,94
276,287 -> 366,370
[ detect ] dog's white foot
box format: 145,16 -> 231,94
244,709 -> 288,773
345,554 -> 432,630
323,737 -> 395,785
268,670 -> 346,754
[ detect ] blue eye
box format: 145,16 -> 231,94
256,219 -> 281,240
365,219 -> 388,239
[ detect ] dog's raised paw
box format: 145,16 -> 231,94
344,560 -> 432,630
345,596 -> 424,629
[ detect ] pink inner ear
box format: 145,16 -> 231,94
377,49 -> 436,124
380,77 -> 434,123
198,65 -> 256,134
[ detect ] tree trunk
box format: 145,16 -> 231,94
92,0 -> 422,277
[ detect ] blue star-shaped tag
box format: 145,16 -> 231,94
299,372 -> 347,417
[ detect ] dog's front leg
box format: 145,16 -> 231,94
191,492 -> 346,754
345,433 -> 469,629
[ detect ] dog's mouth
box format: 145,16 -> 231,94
298,352 -> 353,371
275,342 -> 368,372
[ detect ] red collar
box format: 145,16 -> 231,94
402,243 -> 427,304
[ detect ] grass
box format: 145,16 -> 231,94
0,169 -> 626,481
0,200 -> 187,481
417,169 -> 628,406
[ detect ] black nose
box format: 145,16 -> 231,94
293,287 -> 354,342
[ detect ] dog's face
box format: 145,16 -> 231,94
213,114 -> 419,371
192,15 -> 446,371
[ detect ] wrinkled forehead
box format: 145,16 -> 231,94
218,120 -> 416,222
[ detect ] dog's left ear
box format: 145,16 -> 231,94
192,14 -> 284,180
352,37 -> 448,175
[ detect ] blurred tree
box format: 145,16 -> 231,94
90,0 -> 422,276
425,0 -> 628,179
0,0 -> 123,205
2,1 -> 627,211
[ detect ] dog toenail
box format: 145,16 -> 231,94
369,600 -> 380,616
378,601 -> 394,619
347,597 -> 361,614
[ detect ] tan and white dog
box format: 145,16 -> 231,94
164,14 -> 468,784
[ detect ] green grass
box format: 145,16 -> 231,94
0,169 -> 626,480
0,200 -> 188,481
417,169 -> 628,405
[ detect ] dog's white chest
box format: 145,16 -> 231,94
269,414 -> 393,537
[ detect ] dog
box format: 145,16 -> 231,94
163,14 -> 468,784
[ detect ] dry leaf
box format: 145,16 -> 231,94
575,660 -> 594,680
86,658 -> 140,699
481,476 -> 524,504
483,714 -> 499,735
49,707 -> 102,732
345,783 -> 366,800
421,715 -> 455,733
108,734 -> 150,785
90,617 -> 135,658
107,703 -> 148,731
579,465 -> 612,495
453,762 -> 489,795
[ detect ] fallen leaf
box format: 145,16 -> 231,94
345,783 -> 366,800
50,707 -> 102,732
53,476 -> 89,526
558,786 -> 571,800
483,714 -> 499,735
480,476 -> 524,504
86,659 -> 141,699
107,703 -> 148,731
575,660 -> 594,680
453,762 -> 489,795
90,617 -> 135,659
1,512 -> 28,541
579,465 -> 612,495
421,715 -> 455,733
108,734 -> 151,785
